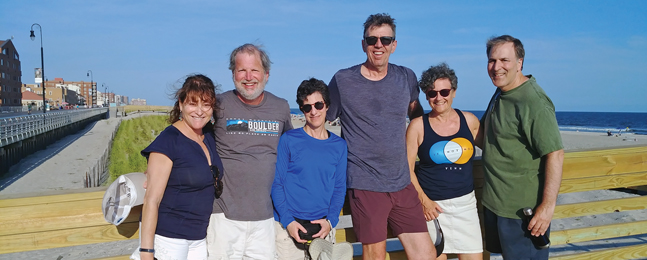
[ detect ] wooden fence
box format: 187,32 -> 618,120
84,120 -> 121,188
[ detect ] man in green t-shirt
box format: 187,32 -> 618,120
477,35 -> 564,260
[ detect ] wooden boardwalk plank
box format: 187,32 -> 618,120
550,243 -> 647,260
551,220 -> 647,245
553,196 -> 647,220
0,190 -> 105,208
0,222 -> 139,254
559,171 -> 647,194
0,201 -> 141,236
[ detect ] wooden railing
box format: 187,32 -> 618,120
1,146 -> 646,259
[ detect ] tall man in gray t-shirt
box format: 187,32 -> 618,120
207,44 -> 293,260
326,13 -> 435,260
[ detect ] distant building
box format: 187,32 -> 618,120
22,91 -> 43,108
43,78 -> 94,106
107,92 -> 115,104
131,98 -> 146,106
0,39 -> 23,107
22,83 -> 39,93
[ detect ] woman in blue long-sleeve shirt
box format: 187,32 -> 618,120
271,78 -> 347,260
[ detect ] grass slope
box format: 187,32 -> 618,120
108,115 -> 169,182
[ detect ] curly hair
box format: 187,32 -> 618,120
363,13 -> 396,38
169,74 -> 220,130
296,78 -> 330,108
418,62 -> 458,94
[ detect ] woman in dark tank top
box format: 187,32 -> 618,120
406,63 -> 483,260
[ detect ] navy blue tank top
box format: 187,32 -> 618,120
416,109 -> 475,200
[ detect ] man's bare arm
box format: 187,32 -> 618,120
528,149 -> 564,236
408,99 -> 424,120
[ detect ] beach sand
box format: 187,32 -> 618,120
0,116 -> 645,259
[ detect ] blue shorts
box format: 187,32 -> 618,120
483,207 -> 550,260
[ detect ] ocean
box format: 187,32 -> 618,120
290,109 -> 647,135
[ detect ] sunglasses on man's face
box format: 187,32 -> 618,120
426,89 -> 452,99
364,36 -> 395,46
300,101 -> 325,113
211,165 -> 223,199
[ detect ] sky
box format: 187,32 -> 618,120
2,0 -> 646,112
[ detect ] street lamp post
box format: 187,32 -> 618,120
102,83 -> 109,107
30,23 -> 46,113
87,70 -> 94,107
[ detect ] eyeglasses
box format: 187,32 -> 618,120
211,165 -> 223,199
364,36 -> 395,46
300,101 -> 325,113
426,89 -> 452,99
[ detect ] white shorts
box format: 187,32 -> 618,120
427,191 -> 483,254
274,221 -> 336,260
130,234 -> 207,260
206,213 -> 276,260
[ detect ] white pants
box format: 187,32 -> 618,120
274,221 -> 336,260
207,213 -> 276,260
130,234 -> 207,260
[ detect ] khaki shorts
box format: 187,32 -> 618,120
274,221 -> 336,260
206,213 -> 275,260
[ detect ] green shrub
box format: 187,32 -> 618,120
108,115 -> 169,183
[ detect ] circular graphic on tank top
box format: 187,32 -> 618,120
428,137 -> 474,165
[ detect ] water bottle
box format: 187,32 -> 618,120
523,207 -> 550,249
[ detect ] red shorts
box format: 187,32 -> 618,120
349,183 -> 428,244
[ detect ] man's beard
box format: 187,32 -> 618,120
235,81 -> 265,101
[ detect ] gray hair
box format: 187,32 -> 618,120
228,43 -> 272,73
419,62 -> 458,93
363,13 -> 396,38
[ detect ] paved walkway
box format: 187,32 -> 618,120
0,118 -> 120,196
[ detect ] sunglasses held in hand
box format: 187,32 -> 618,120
211,165 -> 223,198
364,36 -> 395,46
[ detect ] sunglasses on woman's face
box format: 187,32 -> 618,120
364,36 -> 395,46
300,101 -> 325,113
426,89 -> 452,99
211,165 -> 223,199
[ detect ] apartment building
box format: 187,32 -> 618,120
43,78 -> 93,106
0,39 -> 23,107
131,98 -> 146,106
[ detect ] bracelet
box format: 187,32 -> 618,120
139,248 -> 155,253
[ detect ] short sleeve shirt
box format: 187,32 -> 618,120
481,76 -> 563,219
212,90 -> 293,221
326,63 -> 420,192
141,125 -> 223,240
